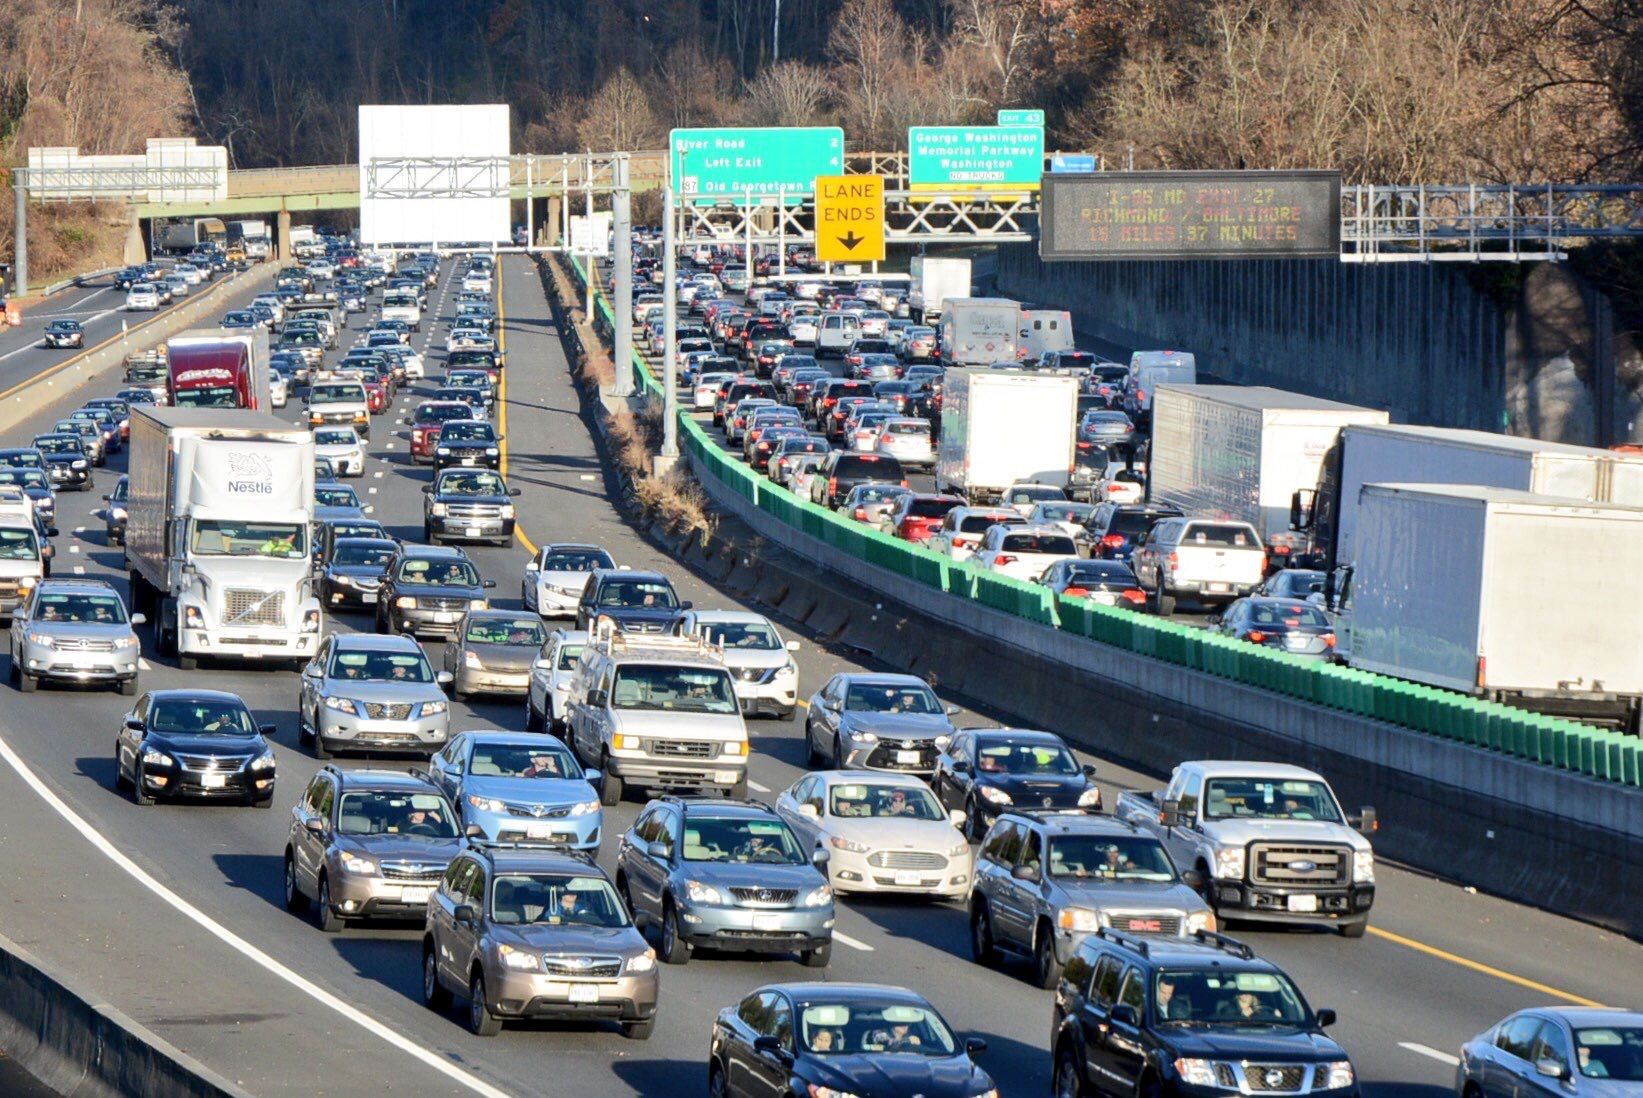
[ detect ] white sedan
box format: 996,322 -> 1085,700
526,628 -> 588,734
312,426 -> 366,477
970,525 -> 1082,583
775,771 -> 972,901
522,542 -> 612,617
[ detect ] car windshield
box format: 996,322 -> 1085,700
700,621 -> 781,650
1,453 -> 42,468
35,437 -> 82,455
828,782 -> 944,820
468,741 -> 580,779
0,529 -> 39,559
1048,836 -> 1177,881
1203,778 -> 1343,822
332,543 -> 394,567
680,816 -> 804,864
191,520 -> 307,558
610,665 -> 737,713
1574,1027 -> 1643,1081
437,472 -> 506,496
843,683 -> 941,713
466,617 -> 546,646
0,469 -> 47,490
1067,563 -> 1138,586
1000,534 -> 1078,554
33,592 -> 127,623
316,486 -> 360,508
542,549 -> 613,572
398,558 -> 480,586
148,698 -> 257,736
597,579 -> 677,608
976,741 -> 1079,776
1006,486 -> 1065,504
1269,571 -> 1325,597
1154,970 -> 1309,1027
336,792 -> 456,837
310,385 -> 365,404
329,650 -> 434,683
490,874 -> 627,928
1037,504 -> 1095,523
314,429 -> 357,446
441,423 -> 495,442
417,404 -> 470,423
798,1001 -> 958,1057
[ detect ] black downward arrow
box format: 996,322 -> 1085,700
837,232 -> 865,251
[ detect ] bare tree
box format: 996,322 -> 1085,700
739,61 -> 832,126
945,0 -> 1047,107
828,0 -> 922,149
575,67 -> 662,152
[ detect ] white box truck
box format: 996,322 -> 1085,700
230,219 -> 272,259
126,407 -> 321,670
1295,424 -> 1643,579
907,256 -> 971,325
1341,483 -> 1643,729
1149,386 -> 1387,554
939,298 -> 1021,366
936,369 -> 1079,502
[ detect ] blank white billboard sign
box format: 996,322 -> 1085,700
359,105 -> 510,247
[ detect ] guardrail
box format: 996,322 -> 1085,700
565,258 -> 1642,789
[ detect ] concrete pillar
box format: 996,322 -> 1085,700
612,155 -> 633,398
277,209 -> 292,261
13,177 -> 28,298
123,209 -> 146,265
546,196 -> 562,246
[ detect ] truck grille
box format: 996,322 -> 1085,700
1243,1065 -> 1309,1092
421,596 -> 472,611
1249,844 -> 1349,886
445,502 -> 503,520
867,850 -> 947,870
362,702 -> 414,721
225,588 -> 286,627
1108,913 -> 1183,936
540,956 -> 622,979
647,739 -> 715,759
729,887 -> 797,907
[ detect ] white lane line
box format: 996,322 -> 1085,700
0,343 -> 44,364
0,733 -> 515,1098
832,931 -> 875,953
747,779 -> 771,793
72,565 -> 85,574
138,658 -> 152,670
1400,1043 -> 1461,1067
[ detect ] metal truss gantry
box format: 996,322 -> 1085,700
675,188 -> 1038,245
1341,183 -> 1643,262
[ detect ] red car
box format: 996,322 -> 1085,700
409,401 -> 474,464
887,494 -> 964,543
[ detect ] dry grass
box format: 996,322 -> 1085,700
0,201 -> 130,293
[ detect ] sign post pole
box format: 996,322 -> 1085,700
612,153 -> 633,399
525,155 -> 534,247
744,186 -> 754,286
660,184 -> 679,462
13,176 -> 28,299
777,189 -> 786,277
583,151 -> 594,316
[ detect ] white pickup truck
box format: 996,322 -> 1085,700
1128,518 -> 1266,615
1115,761 -> 1377,937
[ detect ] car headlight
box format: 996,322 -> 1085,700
500,504 -> 515,519
469,598 -> 487,609
417,700 -> 448,717
141,748 -> 174,767
1078,786 -> 1103,808
829,835 -> 870,855
1320,1061 -> 1355,1089
807,1088 -> 863,1098
466,793 -> 505,813
568,800 -> 599,816
496,944 -> 539,971
340,853 -> 377,875
436,448 -> 450,455
112,635 -> 140,650
72,460 -> 88,469
801,884 -> 833,908
1057,907 -> 1103,933
722,740 -> 748,758
395,596 -> 417,608
1353,850 -> 1375,883
777,660 -> 798,677
1214,847 -> 1246,880
948,841 -> 970,858
625,948 -> 657,974
978,785 -> 1012,806
249,750 -> 277,770
485,447 -> 499,455
846,728 -> 878,743
323,696 -> 359,715
26,632 -> 55,648
1173,1059 -> 1219,1087
934,734 -> 951,749
430,503 -> 447,516
463,650 -> 482,668
683,879 -> 727,905
613,734 -> 642,751
1184,910 -> 1218,934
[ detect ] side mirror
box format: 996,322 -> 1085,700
509,488 -> 521,497
953,760 -> 972,775
362,505 -> 374,514
798,803 -> 819,818
587,689 -> 607,708
102,494 -> 112,502
130,613 -> 147,626
944,704 -> 960,716
1082,763 -> 1098,778
483,579 -> 496,588
584,769 -> 603,788
525,560 -> 539,571
302,664 -> 322,678
785,640 -> 800,652
678,600 -> 692,610
124,716 -> 144,731
1536,1059 -> 1570,1081
1011,863 -> 1041,883
1110,1005 -> 1139,1028
810,846 -> 830,867
1354,806 -> 1378,834
949,809 -> 967,829
260,724 -> 277,737
1316,1008 -> 1338,1028
454,904 -> 478,926
464,823 -> 484,838
303,817 -> 326,834
1159,799 -> 1181,829
436,670 -> 454,686
1181,868 -> 1206,891
422,486 -> 432,494
646,840 -> 670,861
965,1037 -> 988,1057
752,1035 -> 792,1063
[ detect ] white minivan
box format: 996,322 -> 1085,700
816,311 -> 862,358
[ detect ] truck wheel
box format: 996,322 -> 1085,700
622,1018 -> 654,1041
1154,588 -> 1175,617
599,765 -> 623,806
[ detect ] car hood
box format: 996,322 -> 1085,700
1163,1027 -> 1345,1061
719,648 -> 790,671
806,1053 -> 991,1098
466,642 -> 538,671
838,711 -> 955,738
673,860 -> 824,892
1204,818 -> 1371,853
39,452 -> 83,465
435,492 -> 509,506
398,582 -> 485,601
1050,878 -> 1208,913
980,772 -> 1093,808
597,606 -> 686,627
30,621 -> 135,641
609,709 -> 744,738
324,680 -> 444,705
328,563 -> 387,581
826,815 -> 962,851
342,833 -> 462,864
147,732 -> 265,757
495,923 -> 647,955
463,774 -> 596,806
315,505 -> 368,523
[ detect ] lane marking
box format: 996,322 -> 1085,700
747,779 -> 771,793
1367,926 -> 1605,1007
0,733 -> 515,1098
1399,1043 -> 1461,1067
832,931 -> 874,953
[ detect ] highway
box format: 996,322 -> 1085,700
0,254 -> 1633,1098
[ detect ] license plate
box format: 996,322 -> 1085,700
1287,893 -> 1319,913
1285,634 -> 1310,648
526,824 -> 558,840
460,457 -> 475,466
1207,582 -> 1231,593
568,985 -> 599,1004
464,527 -> 481,537
896,750 -> 921,764
400,886 -> 431,904
201,773 -> 227,789
434,611 -> 460,623
753,914 -> 784,931
894,871 -> 923,886
70,655 -> 100,668
362,592 -> 378,604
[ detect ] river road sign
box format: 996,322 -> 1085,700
670,127 -> 843,204
815,175 -> 885,263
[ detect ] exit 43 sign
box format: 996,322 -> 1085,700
815,175 -> 886,263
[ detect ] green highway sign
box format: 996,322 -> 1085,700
997,109 -> 1045,127
669,127 -> 843,204
908,125 -> 1044,192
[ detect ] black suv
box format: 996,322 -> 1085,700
377,545 -> 495,638
1050,929 -> 1357,1098
431,419 -> 502,472
1084,504 -> 1184,561
811,450 -> 906,510
574,569 -> 689,635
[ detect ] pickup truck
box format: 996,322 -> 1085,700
1114,760 -> 1377,937
1128,518 -> 1266,615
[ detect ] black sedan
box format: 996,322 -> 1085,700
931,728 -> 1100,840
709,982 -> 995,1098
1211,596 -> 1337,659
43,319 -> 84,349
319,536 -> 397,612
430,419 -> 502,472
115,689 -> 278,808
32,434 -> 93,491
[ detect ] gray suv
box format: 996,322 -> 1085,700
298,633 -> 453,759
9,578 -> 143,694
802,672 -> 959,777
422,842 -> 659,1039
969,811 -> 1214,989
615,797 -> 834,969
283,766 -> 462,932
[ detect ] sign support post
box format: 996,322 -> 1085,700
661,184 -> 679,461
612,153 -> 633,398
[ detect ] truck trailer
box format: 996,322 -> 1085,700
907,256 -> 971,325
936,369 -> 1079,502
126,407 -> 319,669
938,298 -> 1020,366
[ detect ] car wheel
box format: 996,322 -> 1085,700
178,652 -> 198,671
1340,919 -> 1368,939
1154,588 -> 1175,617
832,733 -> 846,768
313,734 -> 332,761
965,797 -> 986,843
660,900 -> 690,965
467,972 -> 501,1036
283,852 -> 310,913
18,668 -> 36,693
729,776 -> 747,799
805,722 -> 822,767
622,1018 -> 654,1041
252,792 -> 274,809
132,765 -> 155,806
707,1063 -> 730,1098
117,675 -> 138,696
113,748 -> 130,791
524,698 -> 544,733
1055,1046 -> 1089,1098
970,902 -> 998,966
801,940 -> 831,969
422,942 -> 451,1010
1035,922 -> 1065,989
315,874 -> 344,933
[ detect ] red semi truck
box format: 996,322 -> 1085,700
165,329 -> 270,410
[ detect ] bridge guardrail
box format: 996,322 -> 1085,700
566,257 -> 1642,789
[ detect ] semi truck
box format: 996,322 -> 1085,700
1338,483 -> 1643,729
1293,423 -> 1643,579
228,219 -> 272,259
165,329 -> 270,411
935,369 -> 1079,502
1148,386 -> 1387,557
126,407 -> 321,670
907,256 -> 971,325
938,298 -> 1020,366
152,217 -> 227,255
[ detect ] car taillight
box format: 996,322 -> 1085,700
1077,441 -> 1093,450
1064,586 -> 1089,597
1167,551 -> 1179,570
853,507 -> 868,519
1100,534 -> 1125,550
996,554 -> 1018,565
1120,588 -> 1147,605
827,477 -> 838,495
1247,630 -> 1268,644
1323,633 -> 1337,648
1105,483 -> 1125,494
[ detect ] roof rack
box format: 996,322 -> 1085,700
589,618 -> 724,658
1094,927 -> 1151,957
1191,929 -> 1255,959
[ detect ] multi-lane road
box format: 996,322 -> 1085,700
0,255 -> 1632,1097
0,277 -> 144,391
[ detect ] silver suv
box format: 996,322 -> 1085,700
9,578 -> 143,694
298,632 -> 453,759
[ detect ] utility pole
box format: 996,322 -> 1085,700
661,184 -> 679,463
612,154 -> 634,398
773,0 -> 781,62
584,151 -> 595,317
12,175 -> 28,299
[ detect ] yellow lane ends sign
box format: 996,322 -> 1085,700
815,174 -> 886,263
